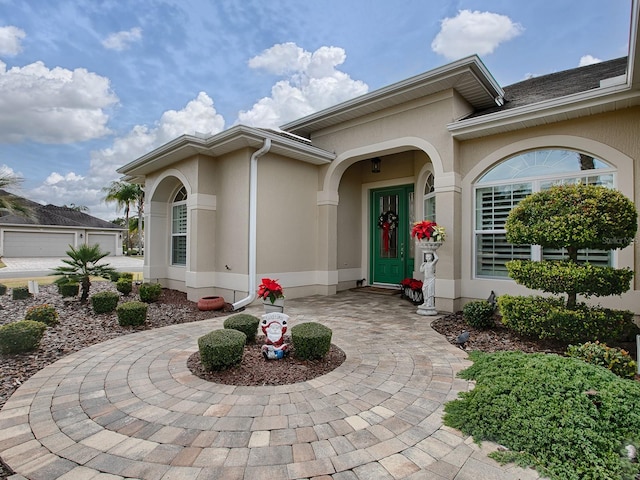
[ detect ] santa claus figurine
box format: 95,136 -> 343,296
260,312 -> 290,360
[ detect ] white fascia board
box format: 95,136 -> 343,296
118,125 -> 335,177
447,83 -> 639,139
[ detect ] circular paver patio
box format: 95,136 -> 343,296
0,291 -> 542,479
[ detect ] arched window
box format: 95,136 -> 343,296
474,149 -> 615,278
423,173 -> 436,221
171,186 -> 187,266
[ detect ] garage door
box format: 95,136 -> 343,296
88,233 -> 117,256
3,231 -> 75,257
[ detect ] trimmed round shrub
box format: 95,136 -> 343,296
58,282 -> 80,298
462,300 -> 495,329
223,314 -> 260,343
116,278 -> 133,295
116,301 -> 148,327
25,304 -> 59,326
12,286 -> 31,300
91,291 -> 120,314
139,282 -> 162,303
198,329 -> 246,371
120,272 -> 134,281
498,295 -> 634,343
109,271 -> 121,282
291,322 -> 332,360
567,341 -> 637,379
0,284 -> 7,295
0,320 -> 47,354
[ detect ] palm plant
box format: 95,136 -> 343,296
0,173 -> 33,218
51,244 -> 117,302
103,181 -> 144,254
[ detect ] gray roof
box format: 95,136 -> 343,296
0,190 -> 122,229
469,57 -> 628,118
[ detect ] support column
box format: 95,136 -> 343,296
185,193 -> 217,290
433,172 -> 462,313
317,190 -> 339,294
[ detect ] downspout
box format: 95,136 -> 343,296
233,138 -> 272,311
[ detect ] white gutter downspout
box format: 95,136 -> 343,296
233,138 -> 272,311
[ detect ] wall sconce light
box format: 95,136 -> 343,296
119,233 -> 123,239
79,233 -> 83,239
371,157 -> 381,174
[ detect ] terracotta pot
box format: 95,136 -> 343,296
197,296 -> 225,311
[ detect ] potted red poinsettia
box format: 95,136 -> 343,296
257,278 -> 285,313
411,220 -> 446,242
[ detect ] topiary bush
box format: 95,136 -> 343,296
25,304 -> 59,326
444,350 -> 640,480
462,300 -> 495,329
498,295 -> 635,343
223,314 -> 260,343
139,282 -> 162,303
116,301 -> 148,327
0,283 -> 7,295
91,291 -> 119,314
12,286 -> 31,300
198,329 -> 246,371
58,282 -> 80,298
116,278 -> 133,295
120,272 -> 134,281
567,341 -> 637,379
109,271 -> 121,282
0,320 -> 48,354
291,322 -> 332,360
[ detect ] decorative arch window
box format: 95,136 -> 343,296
474,149 -> 615,278
423,173 -> 436,221
171,186 -> 188,266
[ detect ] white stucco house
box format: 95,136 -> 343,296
118,4 -> 640,315
0,190 -> 124,257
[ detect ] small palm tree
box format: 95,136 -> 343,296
103,181 -> 144,255
0,173 -> 33,218
51,244 -> 117,302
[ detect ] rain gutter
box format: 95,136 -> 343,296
232,138 -> 272,310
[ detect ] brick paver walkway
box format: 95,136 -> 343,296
0,291 -> 542,479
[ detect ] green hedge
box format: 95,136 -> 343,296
567,341 -> 637,379
0,320 -> 47,354
198,329 -> 246,371
0,284 -> 7,295
291,322 -> 332,360
223,314 -> 260,343
91,291 -> 119,314
462,300 -> 495,329
116,301 -> 147,327
58,282 -> 79,298
498,295 -> 634,343
25,304 -> 59,326
444,351 -> 640,479
116,278 -> 133,295
139,282 -> 162,303
12,286 -> 31,300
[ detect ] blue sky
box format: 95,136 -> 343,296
0,0 -> 633,220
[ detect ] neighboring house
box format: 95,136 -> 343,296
0,190 -> 124,257
119,5 -> 640,315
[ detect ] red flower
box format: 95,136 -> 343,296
257,278 -> 284,304
411,220 -> 445,241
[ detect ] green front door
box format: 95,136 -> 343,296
370,185 -> 414,285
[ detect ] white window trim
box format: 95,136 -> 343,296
472,162 -> 617,280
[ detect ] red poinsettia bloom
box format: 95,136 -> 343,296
257,278 -> 284,304
411,220 -> 445,241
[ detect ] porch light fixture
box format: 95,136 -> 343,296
79,233 -> 83,239
371,157 -> 381,173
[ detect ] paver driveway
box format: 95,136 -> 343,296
0,291 -> 542,479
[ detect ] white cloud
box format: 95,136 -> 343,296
238,43 -> 368,128
431,10 -> 523,61
27,92 -> 225,219
102,27 -> 143,51
0,26 -> 26,56
0,60 -> 118,143
579,54 -> 602,67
